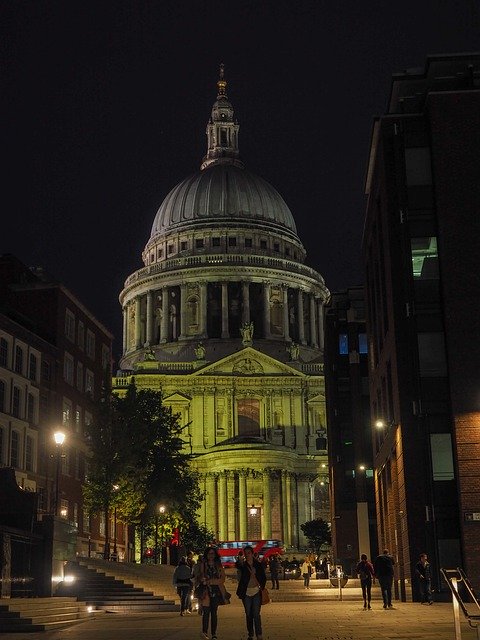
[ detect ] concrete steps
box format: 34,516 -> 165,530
0,597 -> 99,632
58,561 -> 179,613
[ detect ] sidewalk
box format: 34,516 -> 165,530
1,599 -> 476,640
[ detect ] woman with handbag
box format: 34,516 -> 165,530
197,546 -> 228,640
236,545 -> 267,640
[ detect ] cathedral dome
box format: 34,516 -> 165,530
149,163 -> 298,238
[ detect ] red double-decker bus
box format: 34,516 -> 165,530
216,539 -> 284,567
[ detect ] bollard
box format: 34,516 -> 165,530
337,566 -> 343,602
451,577 -> 462,640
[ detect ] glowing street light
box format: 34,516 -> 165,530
249,505 -> 258,516
375,419 -> 385,429
359,465 -> 366,471
53,431 -> 66,516
155,505 -> 167,564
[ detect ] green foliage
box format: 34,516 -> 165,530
180,522 -> 215,554
83,383 -> 203,535
300,518 -> 332,554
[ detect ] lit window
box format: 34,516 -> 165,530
411,237 -> 439,279
339,334 -> 349,355
358,333 -> 368,354
60,499 -> 69,519
62,399 -> 71,426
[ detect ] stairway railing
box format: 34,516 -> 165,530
441,567 -> 480,639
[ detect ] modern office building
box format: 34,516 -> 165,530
324,287 -> 377,575
363,53 -> 480,595
113,68 -> 330,548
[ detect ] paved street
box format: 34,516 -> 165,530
1,599 -> 477,640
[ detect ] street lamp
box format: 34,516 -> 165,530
375,419 -> 385,429
53,431 -> 66,516
249,505 -> 258,516
155,505 -> 166,565
359,464 -> 366,471
112,484 -> 119,560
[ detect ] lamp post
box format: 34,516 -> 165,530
155,505 -> 166,565
112,484 -> 119,560
53,431 -> 66,516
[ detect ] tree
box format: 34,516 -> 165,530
180,522 -> 215,554
83,383 -> 204,560
300,518 -> 332,555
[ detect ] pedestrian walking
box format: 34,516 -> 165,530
172,556 -> 193,616
374,549 -> 395,609
320,557 -> 329,579
186,550 -> 196,612
356,553 -> 375,609
236,544 -> 267,640
269,553 -> 280,590
415,553 -> 433,604
301,557 -> 313,589
196,546 -> 229,640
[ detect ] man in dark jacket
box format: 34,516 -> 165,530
268,554 -> 280,590
374,549 -> 395,609
415,553 -> 433,604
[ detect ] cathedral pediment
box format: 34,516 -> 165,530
191,347 -> 306,377
163,391 -> 192,404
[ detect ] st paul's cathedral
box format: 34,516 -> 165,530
112,67 -> 330,549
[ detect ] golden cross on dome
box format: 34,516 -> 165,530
217,63 -> 227,98
219,63 -> 225,80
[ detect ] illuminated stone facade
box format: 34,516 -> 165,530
113,67 -> 329,549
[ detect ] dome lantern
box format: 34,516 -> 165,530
201,64 -> 243,170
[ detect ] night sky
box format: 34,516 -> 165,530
2,1 -> 478,360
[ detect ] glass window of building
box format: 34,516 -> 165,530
196,238 -> 204,248
75,407 -> 81,433
65,309 -> 75,342
167,244 -> 174,254
228,237 -> 237,247
245,238 -> 252,248
285,247 -> 290,256
0,338 -> 8,367
41,359 -> 51,382
85,370 -> 94,397
339,333 -> 349,355
101,345 -> 110,371
273,242 -> 280,252
411,237 -> 439,279
14,345 -> 23,374
76,362 -> 84,391
0,380 -> 5,412
60,499 -> 69,519
237,398 -> 260,437
62,398 -> 71,427
27,393 -> 35,423
0,426 -> 4,464
417,332 -> 447,377
260,240 -> 267,249
11,430 -> 20,468
430,434 -> 455,481
358,333 -> 368,354
404,147 -> 432,186
64,352 -> 74,385
12,386 -> 21,418
77,320 -> 85,350
25,435 -> 34,472
86,330 -> 95,359
212,237 -> 221,247
180,240 -> 187,251
29,353 -> 37,381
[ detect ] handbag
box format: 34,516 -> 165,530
248,564 -> 270,606
194,584 -> 207,600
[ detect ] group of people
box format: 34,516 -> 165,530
172,545 -> 267,640
357,549 -> 433,610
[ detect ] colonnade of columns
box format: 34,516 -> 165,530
123,280 -> 325,353
200,469 -> 318,548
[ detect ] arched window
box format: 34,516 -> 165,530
237,398 -> 260,437
0,338 -> 8,367
14,346 -> 23,374
11,430 -> 20,468
0,380 -> 5,412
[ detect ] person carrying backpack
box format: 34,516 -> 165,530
356,553 -> 375,609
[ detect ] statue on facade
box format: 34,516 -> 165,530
143,346 -> 156,361
194,342 -> 206,360
287,341 -> 300,361
240,321 -> 254,346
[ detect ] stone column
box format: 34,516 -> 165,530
205,474 -> 217,533
241,281 -> 250,325
309,294 -> 318,348
285,472 -> 293,546
160,287 -> 169,343
221,283 -> 229,338
179,283 -> 187,339
263,282 -> 271,339
134,297 -> 142,349
145,291 -> 153,346
227,473 -> 236,539
122,307 -> 127,354
317,300 -> 325,350
218,473 -> 228,541
199,282 -> 208,337
283,286 -> 290,341
262,471 -> 272,538
238,472 -> 247,539
297,290 -> 306,345
281,472 -> 290,546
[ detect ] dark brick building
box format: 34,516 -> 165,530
324,287 -> 377,575
363,53 -> 480,596
0,255 -> 128,559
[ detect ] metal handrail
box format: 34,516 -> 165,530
441,568 -> 480,639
